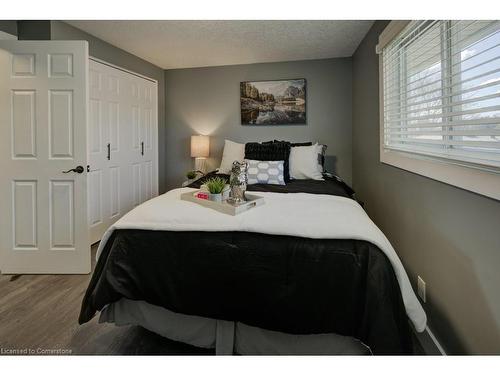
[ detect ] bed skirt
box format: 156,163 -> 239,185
100,299 -> 371,355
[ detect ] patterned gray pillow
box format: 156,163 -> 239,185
245,159 -> 285,185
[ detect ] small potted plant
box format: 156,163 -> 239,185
205,176 -> 227,202
182,170 -> 200,187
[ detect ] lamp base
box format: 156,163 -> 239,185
194,158 -> 207,175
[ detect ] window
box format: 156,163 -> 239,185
379,21 -> 500,201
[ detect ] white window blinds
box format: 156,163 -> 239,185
382,20 -> 500,169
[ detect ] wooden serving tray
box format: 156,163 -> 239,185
181,191 -> 265,216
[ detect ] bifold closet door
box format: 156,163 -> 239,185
88,60 -> 158,244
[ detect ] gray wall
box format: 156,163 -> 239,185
353,21 -> 500,354
164,58 -> 352,190
50,21 -> 167,193
18,21 -> 51,40
0,21 -> 18,36
0,20 -> 51,39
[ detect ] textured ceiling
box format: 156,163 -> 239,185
66,20 -> 374,69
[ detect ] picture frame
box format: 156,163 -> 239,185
240,79 -> 307,125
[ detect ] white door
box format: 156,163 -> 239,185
88,59 -> 158,244
0,41 -> 90,274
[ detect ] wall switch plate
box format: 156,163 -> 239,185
417,276 -> 426,303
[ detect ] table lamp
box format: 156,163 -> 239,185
190,135 -> 209,174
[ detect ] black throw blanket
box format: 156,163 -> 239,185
189,171 -> 356,199
79,177 -> 413,354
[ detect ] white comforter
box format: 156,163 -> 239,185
97,188 -> 427,332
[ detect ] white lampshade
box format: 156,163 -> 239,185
190,135 -> 209,158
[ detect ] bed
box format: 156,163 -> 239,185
79,173 -> 426,355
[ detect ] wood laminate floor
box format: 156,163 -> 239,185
0,244 -> 212,355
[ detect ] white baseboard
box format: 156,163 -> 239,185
411,320 -> 446,355
425,326 -> 446,355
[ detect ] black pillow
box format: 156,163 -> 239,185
245,141 -> 292,182
263,140 -> 312,147
291,141 -> 313,147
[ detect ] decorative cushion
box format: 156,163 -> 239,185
317,143 -> 327,171
218,140 -> 245,174
263,140 -> 312,147
245,159 -> 285,185
291,142 -> 327,172
289,143 -> 325,180
244,141 -> 291,181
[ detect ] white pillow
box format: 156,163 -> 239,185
289,143 -> 324,180
218,140 -> 245,174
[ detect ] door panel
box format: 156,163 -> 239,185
49,90 -> 74,158
49,180 -> 75,249
143,107 -> 152,150
132,163 -> 142,207
108,75 -> 119,95
132,105 -> 140,150
12,53 -> 35,76
109,101 -> 119,152
13,180 -> 38,249
109,166 -> 120,218
90,68 -> 101,91
48,54 -> 73,78
0,41 -> 90,274
12,90 -> 37,158
88,170 -> 102,226
89,99 -> 102,154
143,161 -> 153,202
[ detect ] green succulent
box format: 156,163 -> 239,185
205,177 -> 227,194
186,170 -> 197,180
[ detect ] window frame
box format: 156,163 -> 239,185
378,21 -> 500,201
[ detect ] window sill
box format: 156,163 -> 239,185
380,148 -> 500,201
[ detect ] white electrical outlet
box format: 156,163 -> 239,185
417,276 -> 426,303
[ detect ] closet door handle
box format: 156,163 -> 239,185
141,141 -> 144,156
107,143 -> 111,160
